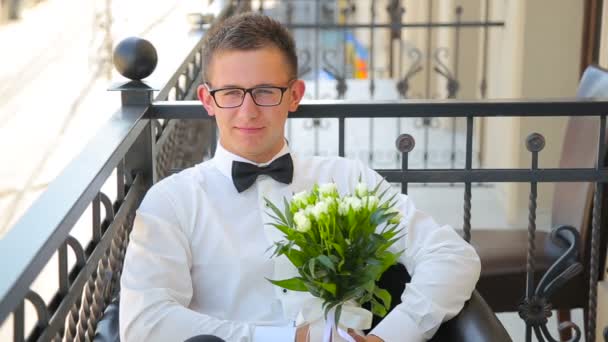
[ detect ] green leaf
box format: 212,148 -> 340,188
314,280 -> 337,296
332,243 -> 345,259
283,197 -> 294,227
267,222 -> 292,236
264,197 -> 288,225
371,179 -> 385,195
374,287 -> 392,309
334,304 -> 343,328
363,280 -> 375,293
370,210 -> 389,226
267,277 -> 308,291
308,258 -> 317,279
342,287 -> 366,303
317,255 -> 336,272
323,301 -> 340,320
265,212 -> 283,224
377,186 -> 392,202
285,248 -> 306,267
371,298 -> 388,317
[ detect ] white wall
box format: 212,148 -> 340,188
483,0 -> 583,227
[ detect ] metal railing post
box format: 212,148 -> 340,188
109,37 -> 158,187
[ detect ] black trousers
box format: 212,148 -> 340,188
184,335 -> 225,342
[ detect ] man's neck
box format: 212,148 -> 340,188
218,141 -> 287,165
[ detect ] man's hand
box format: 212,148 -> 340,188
295,324 -> 309,342
347,329 -> 384,342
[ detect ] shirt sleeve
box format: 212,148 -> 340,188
358,164 -> 481,341
253,326 -> 296,341
119,184 -> 296,342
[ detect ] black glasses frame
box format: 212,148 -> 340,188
206,80 -> 295,108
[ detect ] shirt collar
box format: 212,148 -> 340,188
211,141 -> 291,181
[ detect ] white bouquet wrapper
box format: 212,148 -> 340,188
295,299 -> 373,342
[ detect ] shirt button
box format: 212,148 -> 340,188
283,289 -> 288,294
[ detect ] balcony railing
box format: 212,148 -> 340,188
0,1 -> 607,341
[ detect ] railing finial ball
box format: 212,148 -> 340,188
396,134 -> 415,153
526,133 -> 545,152
113,37 -> 157,81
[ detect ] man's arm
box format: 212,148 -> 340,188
369,193 -> 481,342
119,186 -> 296,342
357,163 -> 481,342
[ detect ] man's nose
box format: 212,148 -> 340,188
238,92 -> 260,118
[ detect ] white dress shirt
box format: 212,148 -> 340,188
120,142 -> 481,342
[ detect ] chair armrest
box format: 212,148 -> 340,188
430,290 -> 511,342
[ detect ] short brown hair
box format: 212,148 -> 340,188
201,12 -> 298,83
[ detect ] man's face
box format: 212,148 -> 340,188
197,47 -> 305,163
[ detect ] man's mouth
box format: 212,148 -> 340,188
235,127 -> 264,133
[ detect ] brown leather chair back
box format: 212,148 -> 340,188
551,65 -> 608,281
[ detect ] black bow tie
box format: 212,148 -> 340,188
231,154 -> 294,193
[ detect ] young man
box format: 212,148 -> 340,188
120,13 -> 480,342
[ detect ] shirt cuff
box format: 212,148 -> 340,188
369,309 -> 425,342
252,325 -> 297,342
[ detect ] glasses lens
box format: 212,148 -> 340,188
252,87 -> 283,106
215,89 -> 245,107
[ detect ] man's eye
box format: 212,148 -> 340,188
255,89 -> 276,95
222,90 -> 243,96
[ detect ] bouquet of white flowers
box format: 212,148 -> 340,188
264,180 -> 405,342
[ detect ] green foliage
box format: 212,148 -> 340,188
264,180 -> 406,319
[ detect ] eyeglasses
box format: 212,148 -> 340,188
205,80 -> 295,108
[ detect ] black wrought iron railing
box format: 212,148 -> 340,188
0,1 -> 607,342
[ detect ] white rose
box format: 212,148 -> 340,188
387,208 -> 403,224
363,195 -> 379,210
355,182 -> 368,198
294,211 -> 311,232
304,204 -> 315,216
319,183 -> 338,198
312,200 -> 330,220
322,197 -> 336,208
347,196 -> 363,212
292,191 -> 309,208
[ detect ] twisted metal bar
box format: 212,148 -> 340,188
522,133 -> 544,342
108,212 -> 135,298
588,114 -> 606,342
588,183 -> 603,342
75,272 -> 96,341
463,115 -> 473,242
84,254 -> 112,340
462,186 -> 471,242
527,188 -> 537,295
107,226 -> 124,296
64,300 -> 81,341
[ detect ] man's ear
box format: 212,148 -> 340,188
287,79 -> 306,112
197,84 -> 216,117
